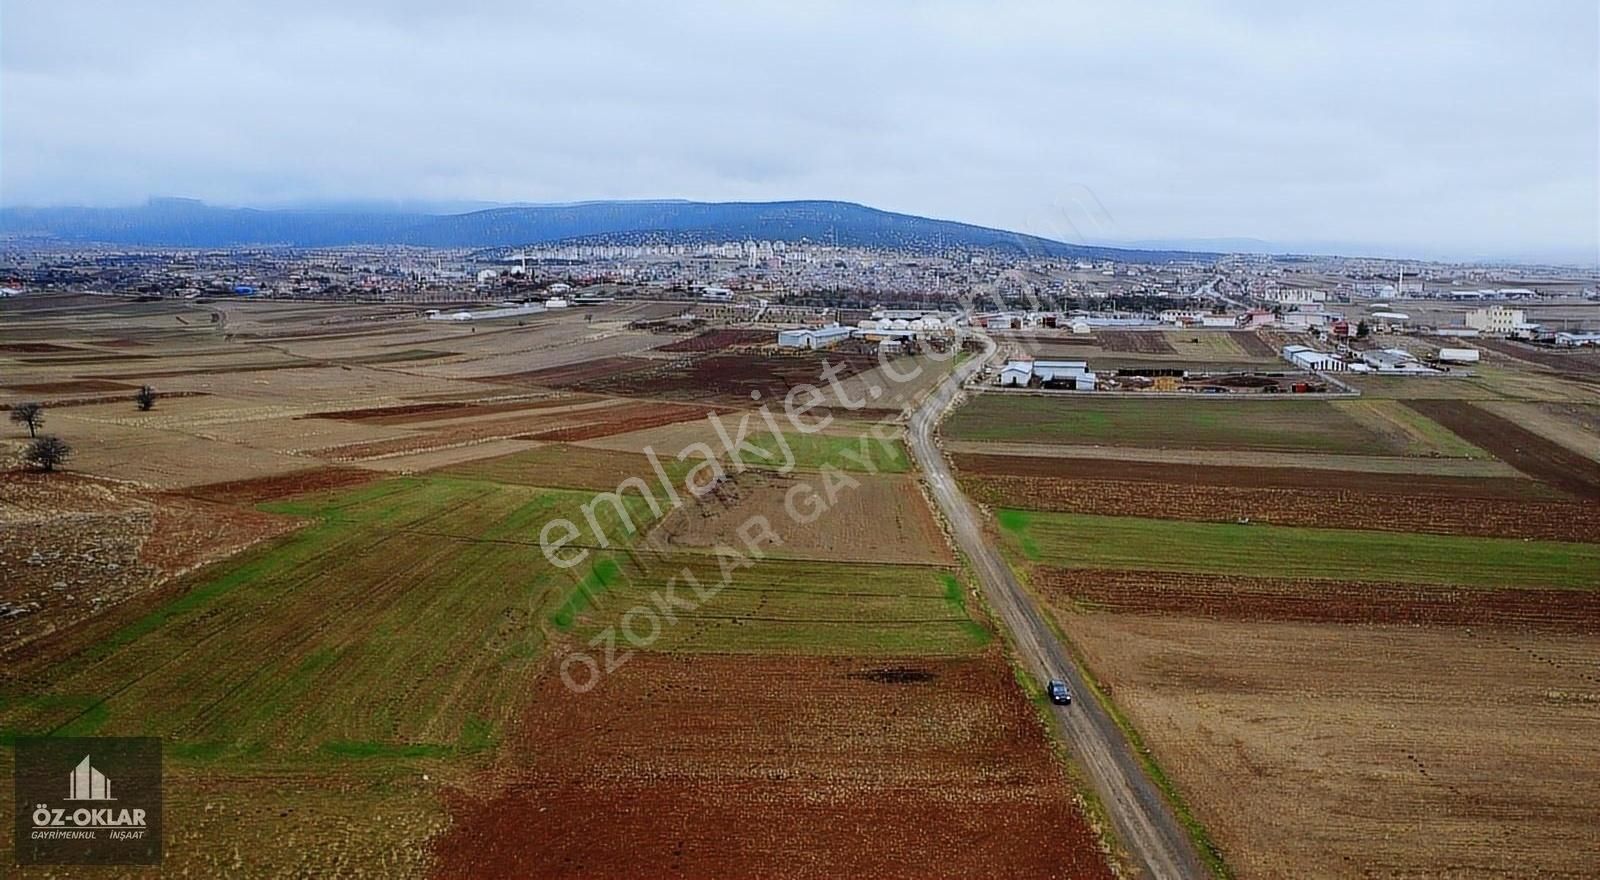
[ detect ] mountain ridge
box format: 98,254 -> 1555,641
0,198 -> 1212,262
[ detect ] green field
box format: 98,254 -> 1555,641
1331,399 -> 1488,458
441,442 -> 707,492
567,557 -> 988,654
0,475 -> 659,754
946,396 -> 1396,454
998,510 -> 1600,589
745,430 -> 911,473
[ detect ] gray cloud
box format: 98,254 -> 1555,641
3,0 -> 1596,261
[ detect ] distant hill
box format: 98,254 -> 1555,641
0,198 -> 1210,262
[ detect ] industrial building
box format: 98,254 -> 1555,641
995,358 -> 1098,390
1464,306 -> 1536,336
1281,344 -> 1348,372
1355,348 -> 1439,374
1554,332 -> 1600,348
776,325 -> 853,350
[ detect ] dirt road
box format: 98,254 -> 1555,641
908,336 -> 1209,880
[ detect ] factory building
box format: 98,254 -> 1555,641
994,359 -> 1098,391
776,325 -> 853,350
1281,344 -> 1348,372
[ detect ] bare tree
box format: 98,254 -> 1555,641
9,401 -> 43,438
134,385 -> 157,411
23,435 -> 71,472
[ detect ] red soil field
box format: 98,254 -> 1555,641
520,401 -> 725,441
961,474 -> 1600,542
578,350 -> 885,403
178,466 -> 382,505
654,328 -> 772,352
1476,339 -> 1600,375
0,342 -> 80,353
428,653 -> 1112,880
475,356 -> 654,388
1405,400 -> 1600,499
1096,330 -> 1177,355
1000,333 -> 1096,347
1036,567 -> 1600,634
4,379 -> 137,394
307,396 -> 582,425
952,452 -> 1557,500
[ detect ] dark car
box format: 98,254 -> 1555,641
1047,679 -> 1072,706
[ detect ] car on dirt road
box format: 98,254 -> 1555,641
1048,679 -> 1072,706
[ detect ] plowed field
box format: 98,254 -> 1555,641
579,350 -> 884,403
963,474 -> 1598,542
654,328 -> 772,352
427,653 -> 1114,880
1059,615 -> 1600,879
648,470 -> 954,564
1036,567 -> 1600,633
1405,399 -> 1600,498
952,452 -> 1554,499
1097,330 -> 1177,354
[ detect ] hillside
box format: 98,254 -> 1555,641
0,198 -> 1207,261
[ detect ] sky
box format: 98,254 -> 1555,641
3,0 -> 1597,263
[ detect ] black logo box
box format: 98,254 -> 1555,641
13,737 -> 162,866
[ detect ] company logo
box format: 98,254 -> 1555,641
13,737 -> 162,866
67,755 -> 115,801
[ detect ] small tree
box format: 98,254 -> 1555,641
134,385 -> 157,411
9,401 -> 43,438
1356,320 -> 1371,339
23,435 -> 71,472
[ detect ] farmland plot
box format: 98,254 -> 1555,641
1037,567 -> 1600,632
1406,399 -> 1600,498
1478,401 -> 1600,461
997,510 -> 1600,588
945,395 -> 1397,454
962,474 -> 1597,542
648,470 -> 954,564
952,452 -> 1555,498
1059,615 -> 1600,879
0,476 -> 660,753
428,653 -> 1114,880
744,428 -> 912,473
563,555 -> 988,655
439,443 -> 684,492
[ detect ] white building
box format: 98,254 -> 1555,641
998,362 -> 1034,387
1436,347 -> 1481,363
777,325 -> 853,350
1464,306 -> 1530,335
1281,311 -> 1338,330
994,359 -> 1097,390
1261,289 -> 1328,305
1282,344 -> 1347,372
1554,332 -> 1600,348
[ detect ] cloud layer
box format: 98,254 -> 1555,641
3,1 -> 1596,261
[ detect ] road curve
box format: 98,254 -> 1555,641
910,336 -> 1209,880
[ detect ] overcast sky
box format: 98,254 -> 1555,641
3,1 -> 1597,262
